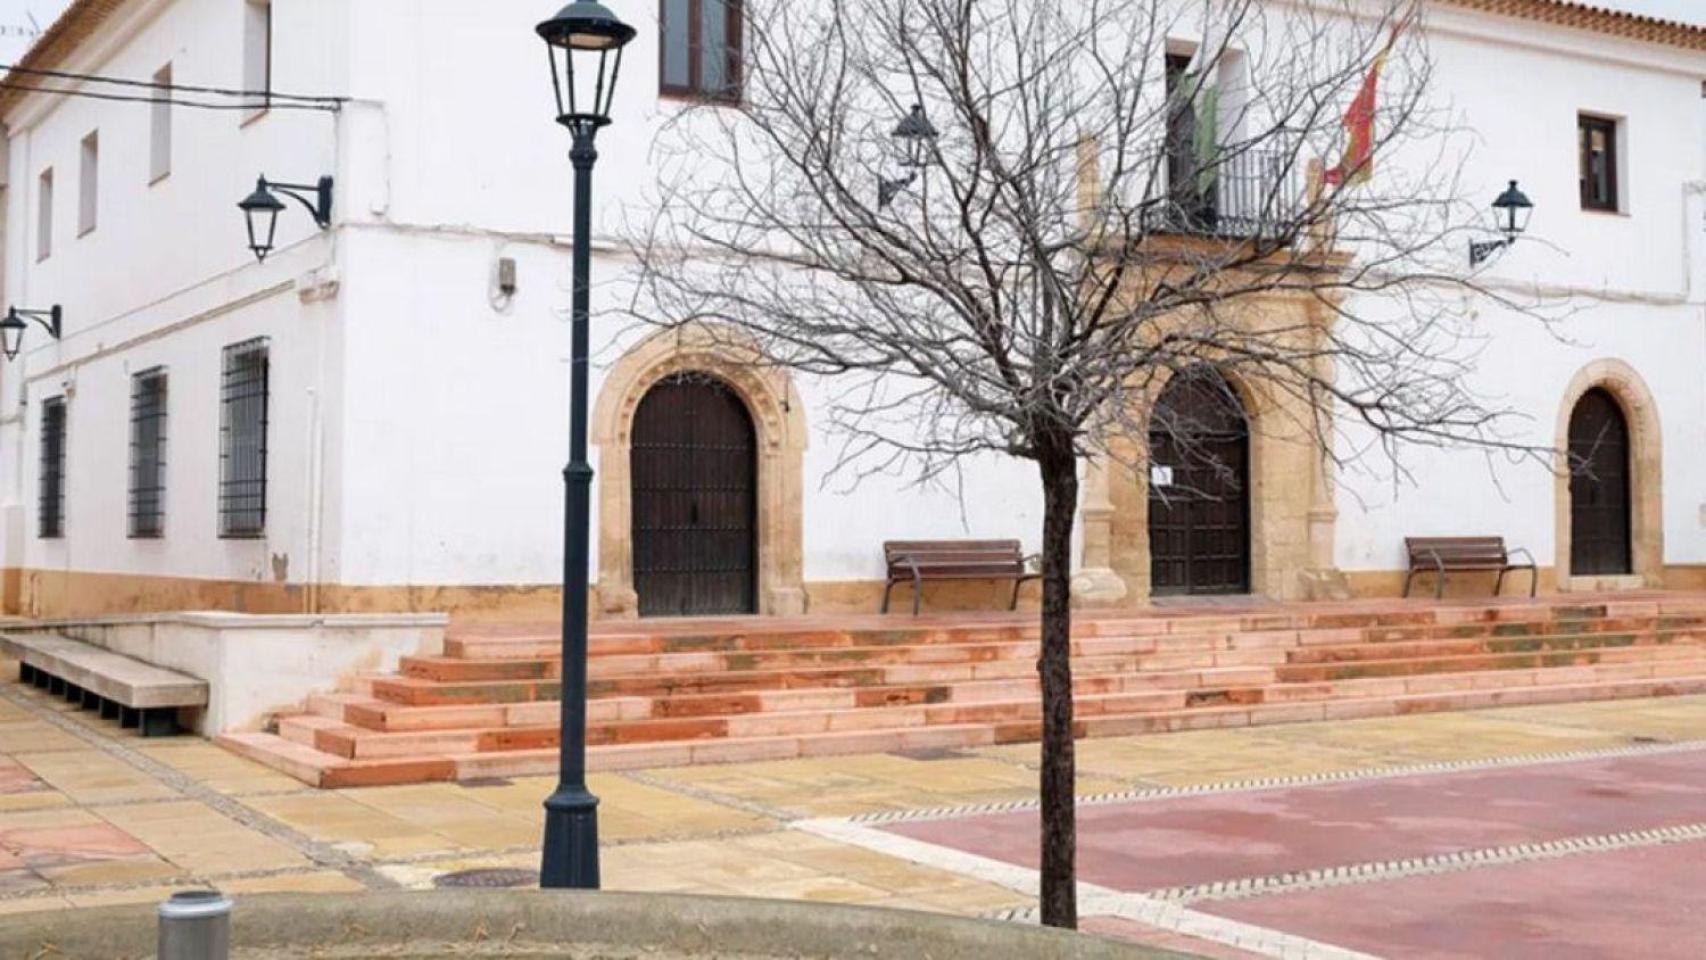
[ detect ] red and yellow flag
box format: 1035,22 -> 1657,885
1324,9 -> 1413,187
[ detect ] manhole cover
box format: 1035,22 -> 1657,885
433,868 -> 539,889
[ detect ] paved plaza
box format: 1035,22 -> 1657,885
0,666 -> 1702,958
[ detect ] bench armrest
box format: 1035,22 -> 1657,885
1506,547 -> 1536,566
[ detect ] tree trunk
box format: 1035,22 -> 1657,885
1036,440 -> 1079,929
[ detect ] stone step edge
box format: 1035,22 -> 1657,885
421,622 -> 1706,676
224,670 -> 1706,787
368,634 -> 1706,705
445,597 -> 1706,645
283,657 -> 1706,760
328,644 -> 1706,731
446,611 -> 1706,659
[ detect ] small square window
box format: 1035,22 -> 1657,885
1578,114 -> 1619,212
79,131 -> 99,236
243,0 -> 272,122
151,64 -> 173,183
37,169 -> 53,261
660,0 -> 743,103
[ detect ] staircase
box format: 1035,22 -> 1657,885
219,594 -> 1706,788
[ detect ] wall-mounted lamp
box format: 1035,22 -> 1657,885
1,305 -> 62,362
1469,180 -> 1533,267
238,176 -> 334,263
878,103 -> 939,209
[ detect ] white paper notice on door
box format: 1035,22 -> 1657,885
1150,465 -> 1175,488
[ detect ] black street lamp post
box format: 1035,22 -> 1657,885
536,0 -> 636,891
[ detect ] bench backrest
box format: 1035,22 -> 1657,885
885,539 -> 1026,573
1405,536 -> 1509,566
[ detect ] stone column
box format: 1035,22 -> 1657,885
1073,456 -> 1129,606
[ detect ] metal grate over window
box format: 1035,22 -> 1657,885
39,397 -> 66,539
129,368 -> 168,538
219,338 -> 269,538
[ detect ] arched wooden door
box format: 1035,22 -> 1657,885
1568,388 -> 1632,576
631,374 -> 759,616
1148,367 -> 1252,596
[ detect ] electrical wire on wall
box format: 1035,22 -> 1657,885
0,61 -> 345,112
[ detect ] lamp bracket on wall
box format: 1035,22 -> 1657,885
238,175 -> 335,263
1,305 -> 63,362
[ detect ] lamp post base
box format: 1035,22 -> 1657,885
540,787 -> 600,889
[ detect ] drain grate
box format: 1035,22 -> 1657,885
433,868 -> 539,889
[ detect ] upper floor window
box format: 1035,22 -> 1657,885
39,397 -> 66,539
219,338 -> 269,538
243,0 -> 272,120
130,368 -> 168,539
79,131 -> 99,236
660,0 -> 742,102
37,169 -> 53,261
151,64 -> 173,182
1578,114 -> 1619,212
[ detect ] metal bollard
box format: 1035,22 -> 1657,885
158,889 -> 233,960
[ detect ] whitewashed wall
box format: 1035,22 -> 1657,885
0,0 -> 346,594
0,0 -> 1701,607
1332,6 -> 1706,574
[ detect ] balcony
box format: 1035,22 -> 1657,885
1141,148 -> 1303,242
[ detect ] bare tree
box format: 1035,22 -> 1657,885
623,0 -> 1548,929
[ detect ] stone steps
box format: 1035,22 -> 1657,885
283,655 -> 1706,761
215,594 -> 1706,788
221,668 -> 1706,787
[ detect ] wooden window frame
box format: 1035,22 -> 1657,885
659,0 -> 743,104
1578,114 -> 1619,213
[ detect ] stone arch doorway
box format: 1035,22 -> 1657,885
1554,360 -> 1663,590
592,325 -> 807,619
1147,366 -> 1253,596
631,373 -> 760,617
1567,388 -> 1632,577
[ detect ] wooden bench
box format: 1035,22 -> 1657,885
1,633 -> 207,737
1403,537 -> 1537,599
882,539 -> 1041,615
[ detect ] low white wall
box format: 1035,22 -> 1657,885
38,611 -> 445,735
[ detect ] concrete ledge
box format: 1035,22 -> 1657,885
12,612 -> 446,735
0,633 -> 207,709
0,890 -> 1184,958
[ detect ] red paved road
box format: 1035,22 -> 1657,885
887,748 -> 1706,891
1205,840 -> 1706,960
883,747 -> 1706,957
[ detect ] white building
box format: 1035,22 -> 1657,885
0,0 -> 1702,624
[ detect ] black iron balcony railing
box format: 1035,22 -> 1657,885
1143,148 -> 1303,241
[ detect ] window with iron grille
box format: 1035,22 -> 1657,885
129,369 -> 168,539
219,339 -> 269,538
39,397 -> 66,539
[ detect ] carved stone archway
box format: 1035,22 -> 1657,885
591,325 -> 807,618
1554,359 -> 1663,591
1083,360 -> 1336,604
